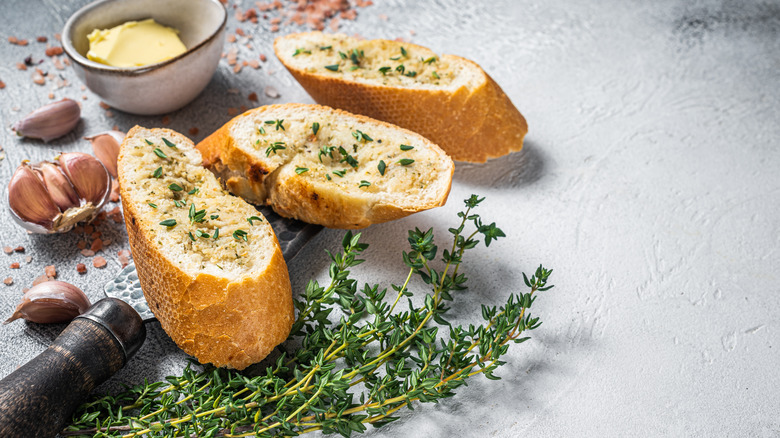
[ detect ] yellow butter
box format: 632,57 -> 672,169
86,19 -> 187,68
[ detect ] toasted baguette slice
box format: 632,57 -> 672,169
118,126 -> 294,370
196,104 -> 453,229
274,32 -> 527,163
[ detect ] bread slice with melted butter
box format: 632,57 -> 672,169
118,126 -> 294,370
196,103 -> 454,229
274,32 -> 527,163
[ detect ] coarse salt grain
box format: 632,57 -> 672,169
3,246 -> 12,254
44,265 -> 56,278
93,256 -> 107,268
3,277 -> 12,285
10,262 -> 20,269
76,263 -> 87,274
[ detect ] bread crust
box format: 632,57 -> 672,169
197,103 -> 454,229
274,33 -> 528,163
119,126 -> 294,370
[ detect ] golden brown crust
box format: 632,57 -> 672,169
119,126 -> 294,370
274,35 -> 527,163
196,103 -> 454,229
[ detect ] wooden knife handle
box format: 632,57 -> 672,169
0,298 -> 145,438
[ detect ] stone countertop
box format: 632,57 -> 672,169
0,0 -> 778,436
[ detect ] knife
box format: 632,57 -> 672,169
0,207 -> 320,437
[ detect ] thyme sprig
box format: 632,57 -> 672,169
64,195 -> 552,438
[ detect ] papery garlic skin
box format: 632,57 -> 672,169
86,130 -> 124,178
11,98 -> 81,142
8,153 -> 112,233
4,281 -> 91,324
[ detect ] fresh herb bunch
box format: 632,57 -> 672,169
64,195 -> 553,437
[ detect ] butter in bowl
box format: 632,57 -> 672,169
62,0 -> 226,115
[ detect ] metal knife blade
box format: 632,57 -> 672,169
104,207 -> 321,321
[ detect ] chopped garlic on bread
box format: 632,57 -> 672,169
274,32 -> 528,163
118,126 -> 294,370
197,104 -> 454,229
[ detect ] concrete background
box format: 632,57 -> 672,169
0,0 -> 778,436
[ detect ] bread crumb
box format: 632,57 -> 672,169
189,127 -> 200,136
93,256 -> 107,268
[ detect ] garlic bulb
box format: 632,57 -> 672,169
11,98 -> 81,142
4,281 -> 91,324
8,152 -> 111,233
85,130 -> 124,178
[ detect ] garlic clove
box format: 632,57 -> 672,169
56,152 -> 111,206
8,164 -> 61,231
38,162 -> 80,212
11,98 -> 81,142
4,280 -> 91,324
85,130 -> 124,178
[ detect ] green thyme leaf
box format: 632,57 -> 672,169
266,141 -> 286,156
432,71 -> 440,79
153,148 -> 168,159
296,167 -> 309,175
247,216 -> 263,225
162,138 -> 177,148
399,158 -> 415,166
144,139 -> 153,145
379,66 -> 391,75
319,45 -> 332,50
152,167 -> 163,178
195,230 -> 211,239
325,64 -> 340,72
378,160 -> 386,176
312,122 -> 320,135
333,169 -> 347,177
159,219 -> 176,227
188,187 -> 199,195
210,214 -> 219,220
188,232 -> 196,242
233,229 -> 248,242
358,180 -> 371,188
169,183 -> 183,192
213,227 -> 220,239
400,144 -> 414,151
292,48 -> 311,56
148,202 -> 157,209
400,46 -> 408,57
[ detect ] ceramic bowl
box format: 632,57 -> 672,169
62,0 -> 226,115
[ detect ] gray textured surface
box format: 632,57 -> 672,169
1,0 -> 779,436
